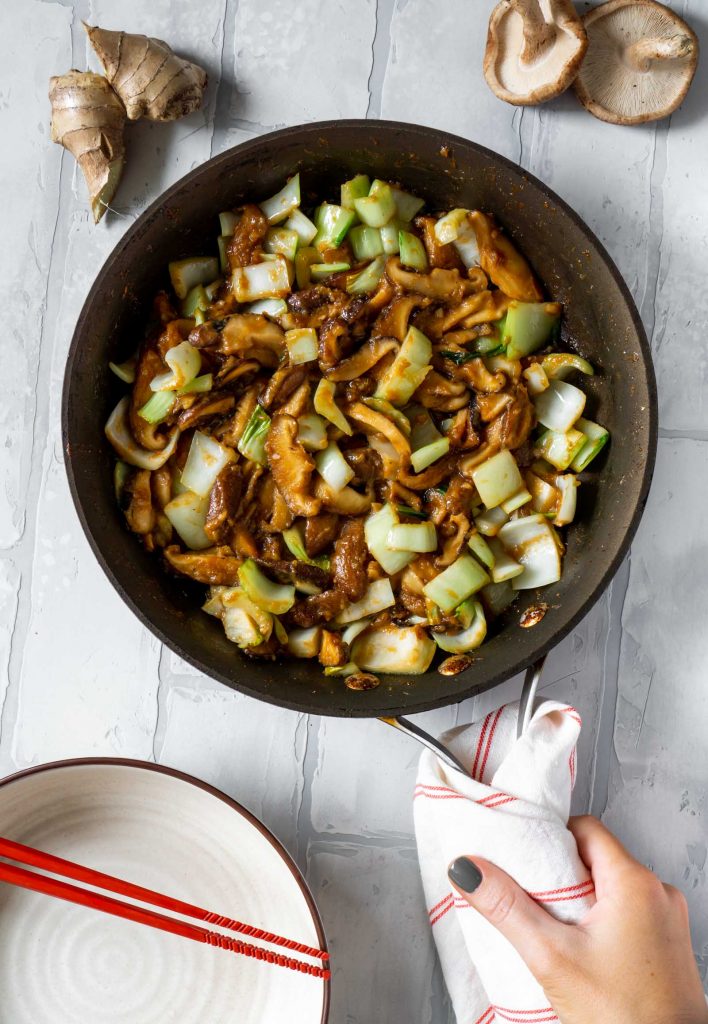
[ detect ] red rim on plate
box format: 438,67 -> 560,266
0,757 -> 330,1023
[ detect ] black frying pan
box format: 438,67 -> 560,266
62,120 -> 657,718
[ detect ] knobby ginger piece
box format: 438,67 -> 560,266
84,24 -> 207,121
49,69 -> 126,223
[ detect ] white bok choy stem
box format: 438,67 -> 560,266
434,601 -> 488,654
150,341 -> 201,391
364,504 -> 414,574
334,578 -> 395,625
164,490 -> 211,550
375,326 -> 432,406
498,515 -> 561,590
534,379 -> 586,433
423,554 -> 490,613
571,418 -> 610,471
105,396 -> 178,470
286,626 -> 322,659
315,442 -> 355,493
232,257 -> 291,302
260,173 -> 301,224
181,431 -> 234,497
352,625 -> 436,674
386,522 -> 437,553
471,449 -> 525,509
238,559 -> 296,615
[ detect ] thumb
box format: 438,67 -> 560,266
448,856 -> 570,979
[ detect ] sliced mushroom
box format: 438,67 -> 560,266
105,397 -> 179,470
231,524 -> 259,559
453,355 -> 507,394
287,589 -> 348,629
573,0 -> 698,125
344,401 -> 411,461
190,314 -> 285,359
398,576 -> 428,618
258,475 -> 295,533
278,380 -> 311,419
362,273 -> 395,313
258,364 -> 307,411
372,294 -> 430,341
412,371 -> 469,412
431,290 -> 510,336
484,0 -> 588,106
468,212 -> 544,302
485,383 -> 536,450
259,534 -> 284,561
176,393 -> 235,431
398,454 -> 459,491
164,546 -> 243,585
265,414 -> 320,517
156,317 -> 194,360
476,392 -> 513,421
342,447 -> 383,485
129,344 -> 171,450
415,215 -> 464,270
288,285 -> 349,315
444,473 -> 480,516
122,469 -> 155,535
386,258 -> 480,303
204,463 -> 243,544
436,513 -> 471,568
216,385 -> 259,448
317,318 -> 349,371
226,204 -> 269,269
444,409 -> 481,450
151,467 -> 173,510
304,513 -> 340,558
330,518 -> 368,602
326,337 -> 399,382
214,358 -> 260,389
252,558 -> 330,591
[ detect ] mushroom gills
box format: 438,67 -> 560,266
573,0 -> 699,125
484,0 -> 588,106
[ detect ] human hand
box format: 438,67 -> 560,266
448,815 -> 707,1024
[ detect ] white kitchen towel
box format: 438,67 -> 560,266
414,700 -> 593,1024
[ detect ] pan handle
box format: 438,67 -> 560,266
379,715 -> 471,777
380,654 -> 547,774
517,656 -> 546,738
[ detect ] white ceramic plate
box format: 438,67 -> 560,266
0,760 -> 329,1024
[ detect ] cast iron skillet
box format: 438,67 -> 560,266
62,120 -> 657,718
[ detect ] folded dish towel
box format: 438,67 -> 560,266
414,700 -> 593,1024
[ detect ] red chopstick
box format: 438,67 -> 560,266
0,837 -> 329,980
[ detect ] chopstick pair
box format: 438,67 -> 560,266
0,836 -> 330,980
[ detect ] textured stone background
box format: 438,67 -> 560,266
1,1 -> 707,1019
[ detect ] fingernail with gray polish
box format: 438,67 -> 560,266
448,857 -> 483,893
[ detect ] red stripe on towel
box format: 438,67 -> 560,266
534,886 -> 595,904
429,896 -> 455,926
529,880 -> 593,898
414,785 -> 517,810
472,1008 -> 495,1024
428,892 -> 454,917
479,707 -> 504,783
472,711 -> 494,780
414,786 -> 465,801
493,1007 -> 558,1023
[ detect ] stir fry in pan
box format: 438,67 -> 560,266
106,173 -> 609,685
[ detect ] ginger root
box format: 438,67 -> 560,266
84,25 -> 208,122
49,70 -> 126,224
